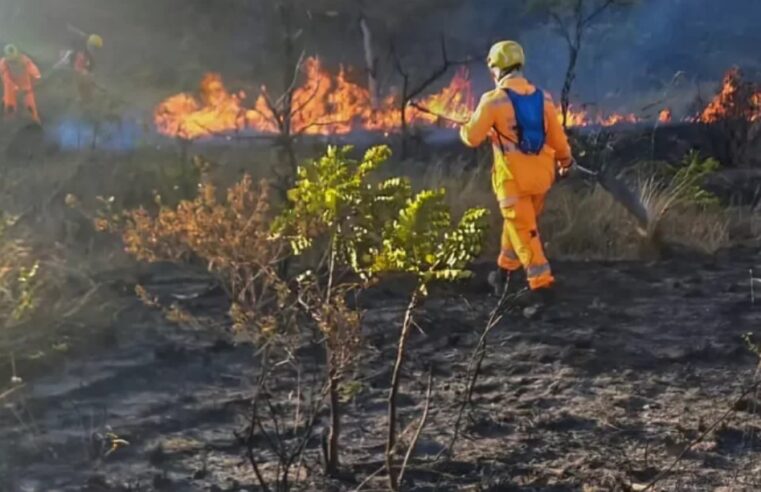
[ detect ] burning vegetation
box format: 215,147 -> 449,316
155,61 -> 761,142
155,57 -> 475,140
154,56 -> 652,140
699,67 -> 761,123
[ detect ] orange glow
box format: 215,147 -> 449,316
658,108 -> 672,123
413,68 -> 475,126
560,105 -> 639,128
154,58 -> 474,139
154,73 -> 247,140
155,57 -> 645,140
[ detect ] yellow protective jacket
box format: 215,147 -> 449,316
460,76 -> 572,201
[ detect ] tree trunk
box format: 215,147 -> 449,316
325,362 -> 341,476
385,290 -> 420,491
560,45 -> 579,130
276,0 -> 299,195
359,16 -> 379,109
400,75 -> 409,159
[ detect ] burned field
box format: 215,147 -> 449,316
2,1 -> 761,491
2,254 -> 761,491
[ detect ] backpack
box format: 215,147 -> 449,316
505,88 -> 546,155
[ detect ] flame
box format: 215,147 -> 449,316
413,68 -> 475,125
658,108 -> 672,123
561,105 -> 639,127
699,67 -> 761,123
154,73 -> 247,140
155,57 -> 645,140
158,58 -> 474,138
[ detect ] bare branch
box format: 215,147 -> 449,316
397,368 -> 434,486
550,12 -> 574,48
582,0 -> 617,28
275,50 -> 307,108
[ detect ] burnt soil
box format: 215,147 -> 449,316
2,248 -> 761,491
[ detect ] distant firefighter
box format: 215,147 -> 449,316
54,29 -> 103,103
460,41 -> 574,303
0,44 -> 42,125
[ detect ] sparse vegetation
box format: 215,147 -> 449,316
102,145 -> 487,488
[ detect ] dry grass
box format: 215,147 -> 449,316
403,156 -> 503,257
412,160 -> 741,261
542,183 -> 644,260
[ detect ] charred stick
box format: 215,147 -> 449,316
397,367 -> 434,486
408,102 -> 468,125
385,290 -> 421,491
444,286 -> 515,456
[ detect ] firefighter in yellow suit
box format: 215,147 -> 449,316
460,41 -> 574,297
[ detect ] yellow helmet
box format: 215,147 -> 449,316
87,34 -> 103,49
487,41 -> 525,71
4,44 -> 19,60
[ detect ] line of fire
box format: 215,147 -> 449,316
154,59 -> 759,141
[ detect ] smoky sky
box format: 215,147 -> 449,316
456,0 -> 761,107
0,0 -> 758,112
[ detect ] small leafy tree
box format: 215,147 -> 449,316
99,173 -> 327,491
99,174 -> 291,340
369,190 -> 488,491
274,145 -> 415,476
667,150 -> 721,207
275,146 -> 489,487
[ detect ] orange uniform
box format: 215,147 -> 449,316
73,51 -> 95,102
460,75 -> 572,290
0,54 -> 41,124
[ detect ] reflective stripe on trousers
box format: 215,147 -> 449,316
527,263 -> 551,279
501,248 -> 518,261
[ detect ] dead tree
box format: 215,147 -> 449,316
359,15 -> 380,109
531,0 -> 636,128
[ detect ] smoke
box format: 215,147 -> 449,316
421,0 -> 761,114
1,0 -> 758,122
523,0 -> 761,112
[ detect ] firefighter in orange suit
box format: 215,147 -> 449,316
54,33 -> 103,103
0,44 -> 42,124
460,41 -> 574,298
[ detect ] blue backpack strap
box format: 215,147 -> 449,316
505,88 -> 546,155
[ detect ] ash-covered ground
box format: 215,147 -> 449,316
2,250 -> 761,491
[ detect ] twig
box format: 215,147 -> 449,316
0,383 -> 25,403
60,284 -> 102,319
444,285 -> 524,457
246,357 -> 274,492
385,289 -> 421,491
353,464 -> 386,492
275,50 -> 307,109
397,368 -> 434,486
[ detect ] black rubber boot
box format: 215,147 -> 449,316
519,286 -> 556,312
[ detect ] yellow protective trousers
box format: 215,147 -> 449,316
492,151 -> 554,291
